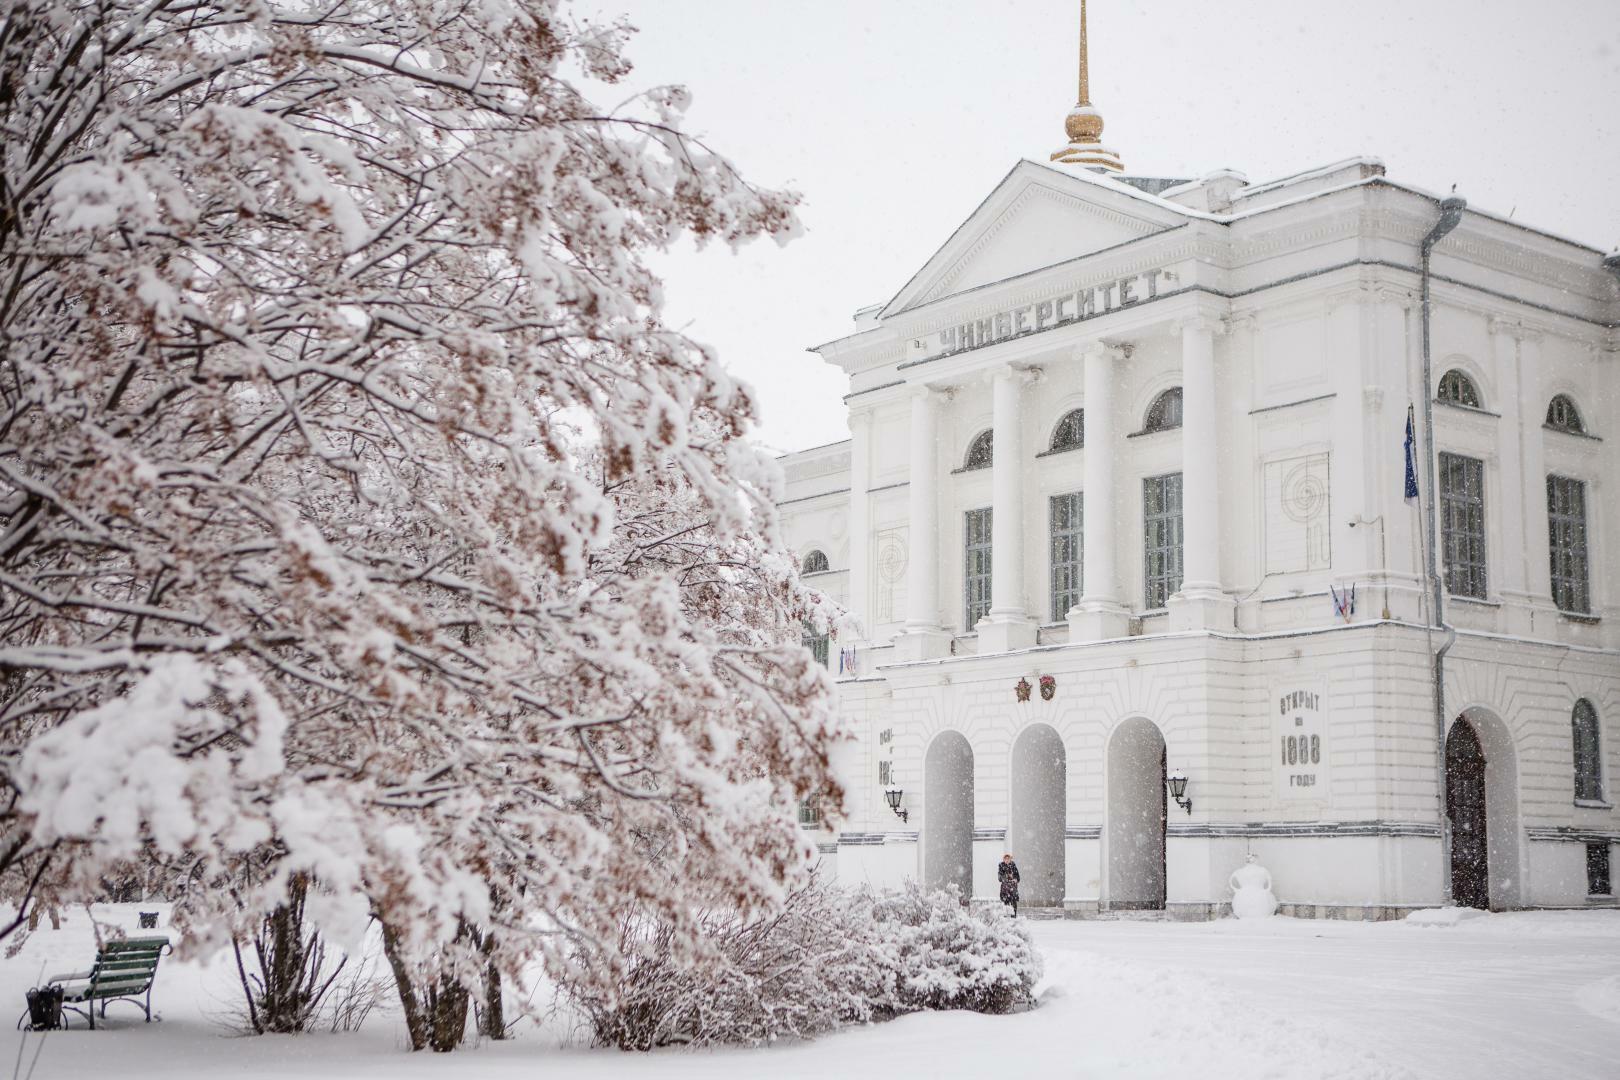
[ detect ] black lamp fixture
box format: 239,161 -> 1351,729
1166,772 -> 1192,815
884,786 -> 909,823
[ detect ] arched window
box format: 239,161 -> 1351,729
1049,408 -> 1084,452
801,550 -> 830,574
1437,369 -> 1481,408
1546,394 -> 1585,434
1142,387 -> 1183,433
963,429 -> 994,471
1574,699 -> 1604,802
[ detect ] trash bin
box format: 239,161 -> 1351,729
138,911 -> 158,929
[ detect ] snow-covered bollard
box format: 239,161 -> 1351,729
1229,854 -> 1278,919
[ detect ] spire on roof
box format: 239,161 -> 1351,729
1050,0 -> 1124,173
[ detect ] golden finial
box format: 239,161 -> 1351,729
1051,0 -> 1124,172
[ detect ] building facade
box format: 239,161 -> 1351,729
779,151 -> 1620,918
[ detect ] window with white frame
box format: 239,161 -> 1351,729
1439,452 -> 1487,600
1049,409 -> 1084,452
1573,698 -> 1603,803
1142,387 -> 1183,433
963,430 -> 993,471
964,507 -> 993,629
802,549 -> 830,574
1143,473 -> 1183,609
1050,492 -> 1083,621
1547,475 -> 1590,614
1545,394 -> 1586,434
1437,369 -> 1482,408
801,621 -> 829,668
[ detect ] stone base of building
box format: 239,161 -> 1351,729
1019,901 -> 1434,922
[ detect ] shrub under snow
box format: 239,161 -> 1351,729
571,877 -> 1041,1049
871,882 -> 1043,1016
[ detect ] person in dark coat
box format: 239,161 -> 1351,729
998,853 -> 1021,916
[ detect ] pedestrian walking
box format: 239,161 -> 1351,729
998,853 -> 1021,916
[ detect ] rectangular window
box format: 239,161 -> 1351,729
1143,473 -> 1184,609
1050,491 -> 1083,621
1439,453 -> 1487,600
878,760 -> 892,786
797,796 -> 822,828
801,623 -> 829,668
1587,843 -> 1612,896
1547,475 -> 1591,614
964,507 -> 993,629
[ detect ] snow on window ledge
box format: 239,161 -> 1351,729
1573,798 -> 1613,810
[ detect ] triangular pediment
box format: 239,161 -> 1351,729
882,160 -> 1188,318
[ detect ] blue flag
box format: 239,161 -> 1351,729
1403,407 -> 1419,501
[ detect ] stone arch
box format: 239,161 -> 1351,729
1009,722 -> 1066,907
1447,706 -> 1524,910
923,730 -> 974,900
1105,716 -> 1166,910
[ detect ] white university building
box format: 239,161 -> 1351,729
778,13 -> 1619,919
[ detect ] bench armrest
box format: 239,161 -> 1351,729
45,970 -> 92,984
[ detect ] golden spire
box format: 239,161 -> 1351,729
1051,0 -> 1124,172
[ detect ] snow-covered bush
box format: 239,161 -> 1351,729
571,873 -> 888,1050
870,882 -> 1043,1016
569,877 -> 1041,1049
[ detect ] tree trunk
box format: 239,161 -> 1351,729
427,978 -> 470,1052
379,918 -> 429,1052
480,950 -> 505,1040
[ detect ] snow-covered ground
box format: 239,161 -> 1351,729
4,905 -> 1617,1080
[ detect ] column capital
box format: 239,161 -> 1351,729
1488,315 -> 1543,343
1221,310 -> 1259,334
1175,314 -> 1225,336
1078,340 -> 1130,363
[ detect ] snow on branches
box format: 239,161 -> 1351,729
0,0 -> 838,1026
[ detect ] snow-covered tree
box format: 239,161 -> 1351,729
0,0 -> 840,1047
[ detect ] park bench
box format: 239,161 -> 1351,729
30,935 -> 172,1029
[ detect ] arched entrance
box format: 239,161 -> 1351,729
1447,709 -> 1523,910
1106,717 -> 1166,910
1446,721 -> 1488,909
1009,723 -> 1066,907
924,730 -> 974,900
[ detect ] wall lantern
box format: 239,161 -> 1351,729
1166,772 -> 1193,815
884,786 -> 909,823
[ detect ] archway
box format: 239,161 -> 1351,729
1106,717 -> 1167,910
1446,721 -> 1488,909
924,731 -> 974,900
1009,723 -> 1066,907
1447,709 -> 1523,910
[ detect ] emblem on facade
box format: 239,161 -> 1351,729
1039,674 -> 1056,701
1014,677 -> 1032,703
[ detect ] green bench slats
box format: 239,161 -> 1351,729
43,935 -> 172,1029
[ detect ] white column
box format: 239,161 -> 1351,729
847,410 -> 873,644
1515,330 -> 1557,628
1070,343 -> 1130,641
980,365 -> 1037,653
895,386 -> 951,661
1492,320 -> 1530,606
1169,316 -> 1235,631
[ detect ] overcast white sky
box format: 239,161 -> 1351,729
597,0 -> 1620,454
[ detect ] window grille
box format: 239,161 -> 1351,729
802,549 -> 830,574
797,796 -> 822,828
1439,453 -> 1487,599
963,430 -> 994,470
1050,409 -> 1084,452
1142,387 -> 1183,433
1588,843 -> 1612,896
1545,395 -> 1585,434
1143,473 -> 1183,609
1574,699 -> 1603,802
801,622 -> 829,667
1437,369 -> 1481,408
1547,475 -> 1590,614
964,507 -> 993,628
1049,492 -> 1083,621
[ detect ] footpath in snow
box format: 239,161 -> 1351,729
3,905 -> 1617,1080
